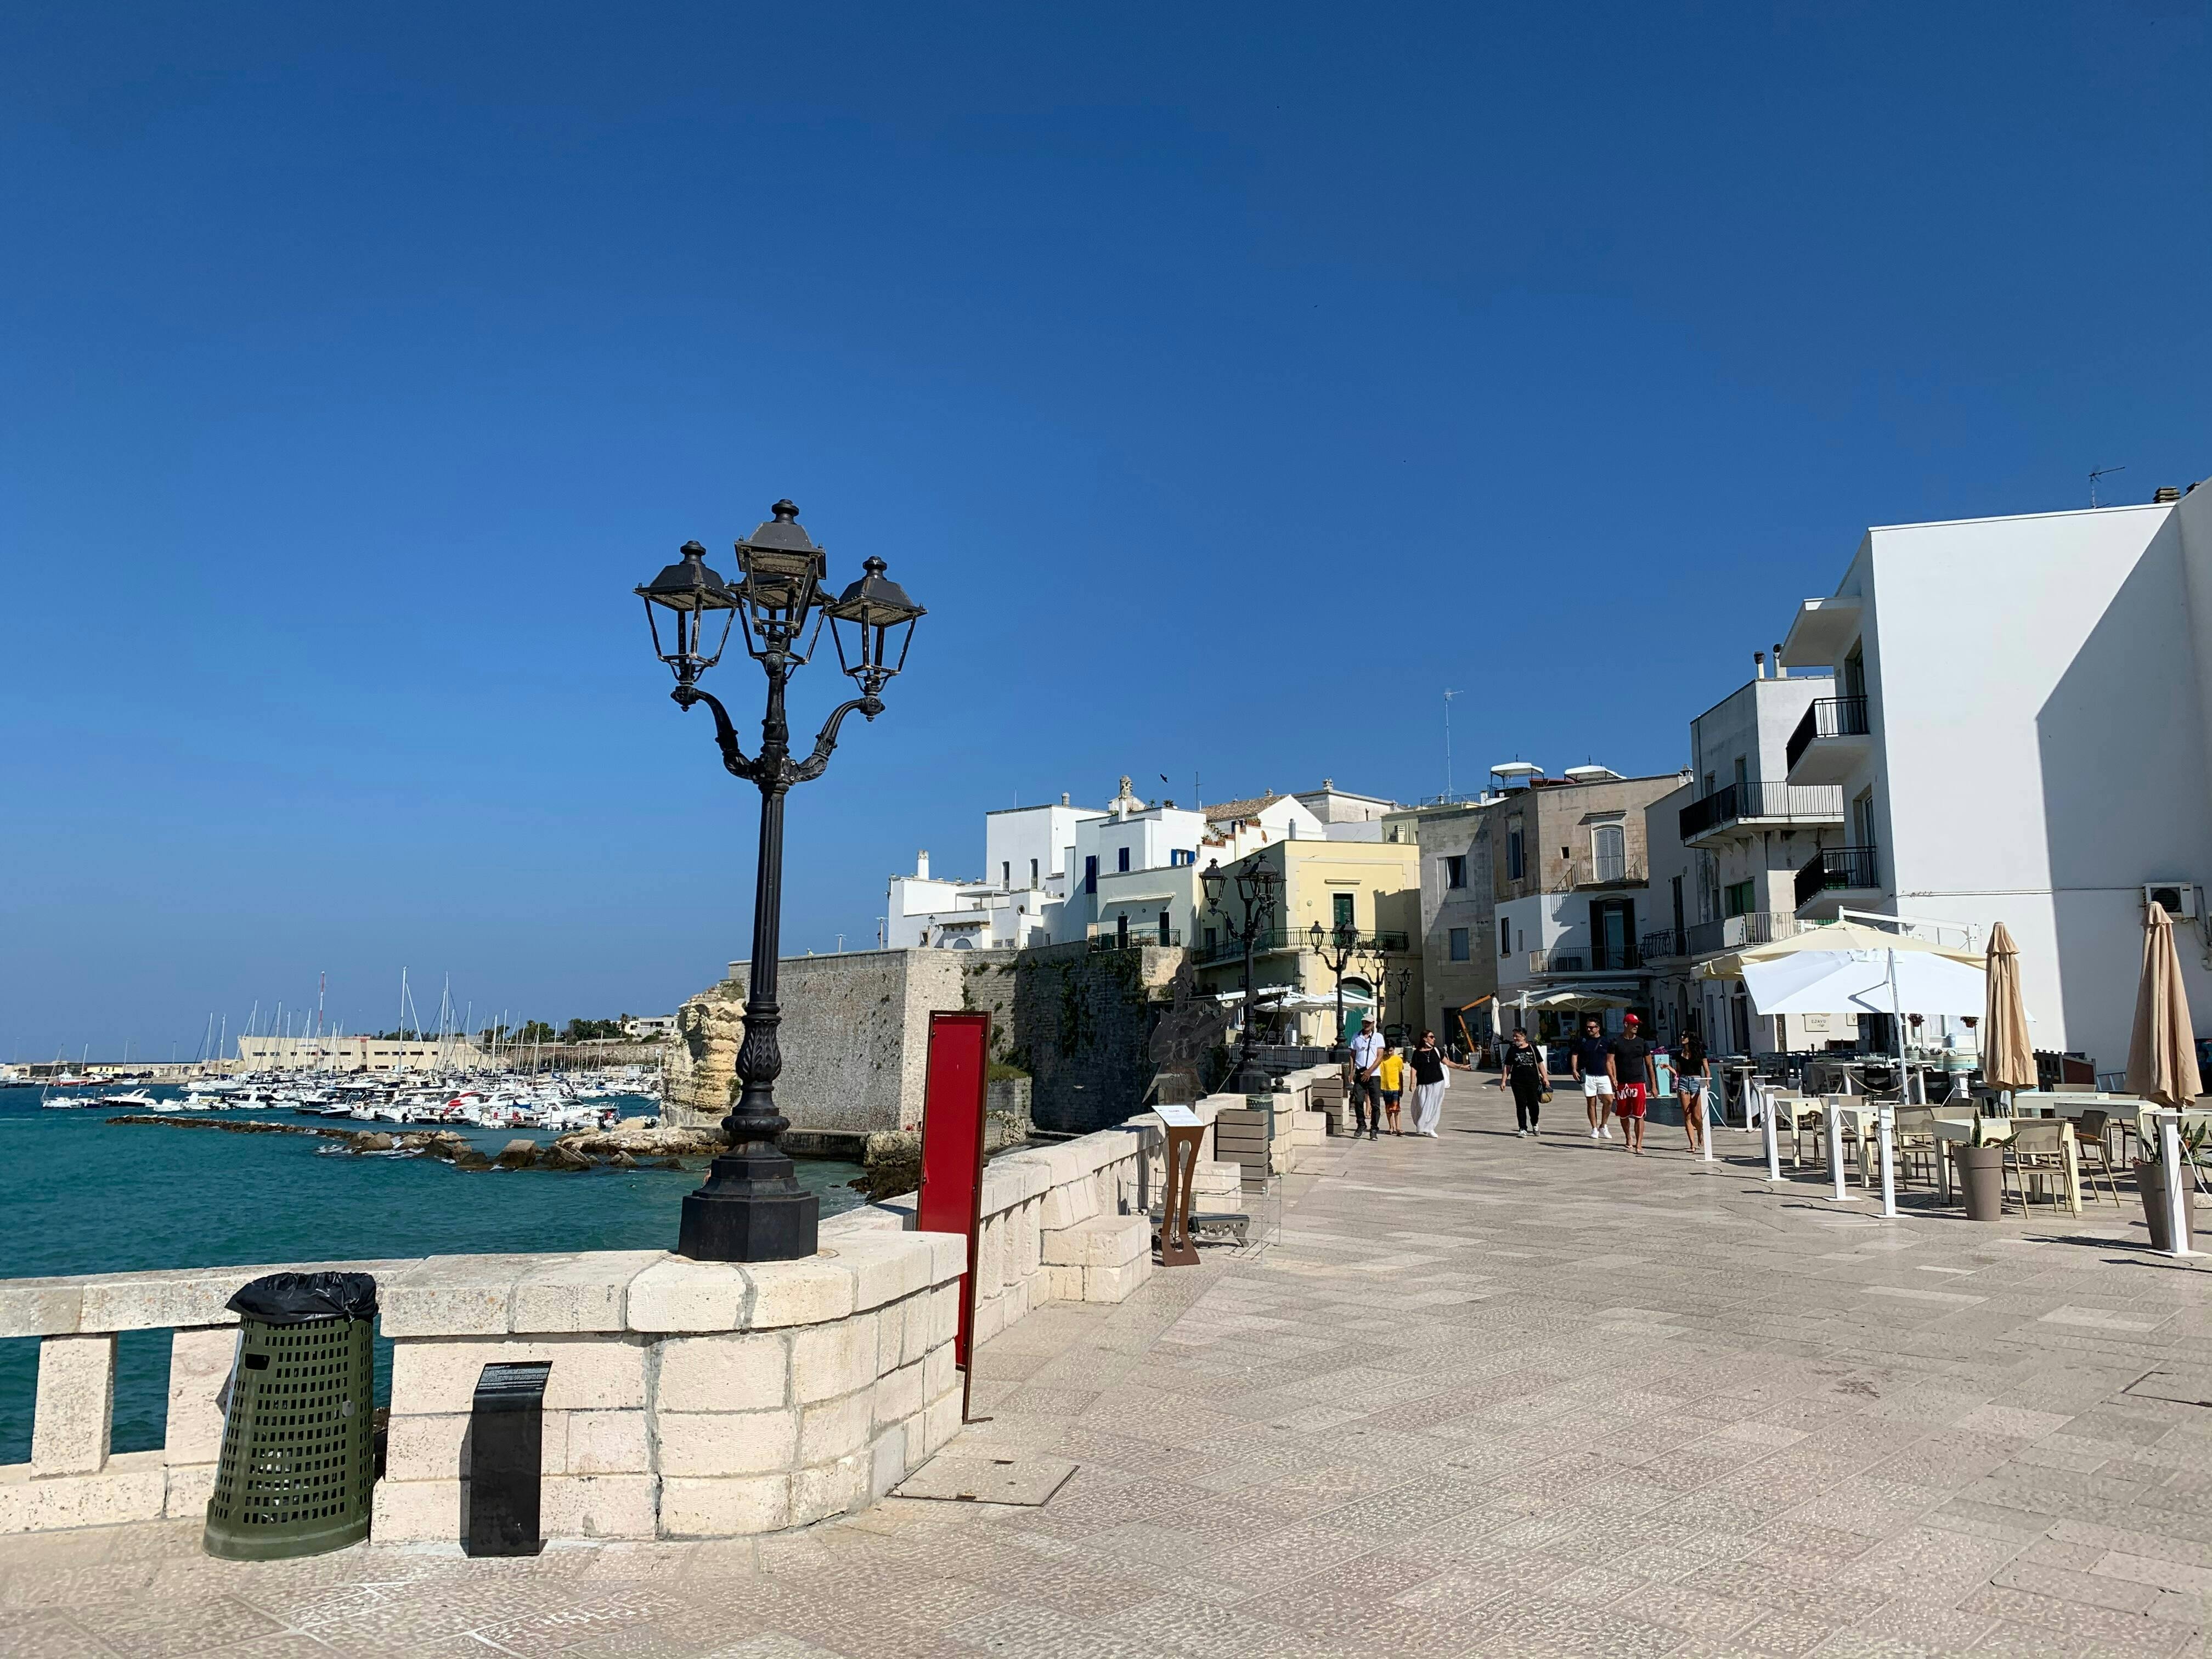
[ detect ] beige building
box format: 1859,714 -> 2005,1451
235,1035 -> 493,1072
1189,838 -> 1424,1048
1392,766 -> 1689,1049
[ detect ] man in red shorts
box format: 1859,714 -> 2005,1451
1608,1014 -> 1657,1155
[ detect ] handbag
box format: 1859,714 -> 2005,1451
1538,1090 -> 1553,1105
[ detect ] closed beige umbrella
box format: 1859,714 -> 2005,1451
2125,907 -> 2202,1108
1982,923 -> 2036,1095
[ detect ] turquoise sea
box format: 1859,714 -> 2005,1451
0,1085 -> 862,1464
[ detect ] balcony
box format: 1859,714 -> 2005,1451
1795,845 -> 1881,915
1677,781 -> 1845,846
1785,696 -> 1872,786
1530,943 -> 1640,974
1682,912 -> 1808,958
1090,922 -> 1181,952
1559,851 -> 1647,890
1191,927 -> 1410,967
1640,929 -> 1685,962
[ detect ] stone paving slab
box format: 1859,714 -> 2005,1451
4,1108 -> 2211,1656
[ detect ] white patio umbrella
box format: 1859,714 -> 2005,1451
1741,950 -> 1987,1020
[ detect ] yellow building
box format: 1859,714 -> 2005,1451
1190,839 -> 1424,1048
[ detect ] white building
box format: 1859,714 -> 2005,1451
1768,480 -> 2212,1073
236,1035 -> 492,1072
884,779 -> 1401,952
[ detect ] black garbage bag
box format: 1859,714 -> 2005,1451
227,1271 -> 379,1324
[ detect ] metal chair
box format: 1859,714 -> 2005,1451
1892,1106 -> 1939,1188
2002,1120 -> 2078,1215
2072,1109 -> 2123,1206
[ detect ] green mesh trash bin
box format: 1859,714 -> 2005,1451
204,1272 -> 379,1561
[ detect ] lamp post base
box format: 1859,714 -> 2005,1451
678,1152 -> 821,1262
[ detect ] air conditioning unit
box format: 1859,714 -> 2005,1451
2144,882 -> 2199,919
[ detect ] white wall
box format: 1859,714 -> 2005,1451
1802,498 -> 2212,1070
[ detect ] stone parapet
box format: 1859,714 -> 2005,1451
0,1097 -> 1286,1545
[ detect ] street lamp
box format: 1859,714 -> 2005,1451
636,501 -> 924,1262
1307,919 -> 1367,1062
1202,856 -> 1280,1094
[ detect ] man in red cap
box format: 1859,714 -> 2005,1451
1608,1014 -> 1657,1155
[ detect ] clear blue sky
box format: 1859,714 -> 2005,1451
4,4 -> 2207,1059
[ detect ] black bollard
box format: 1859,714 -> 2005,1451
466,1362 -> 551,1557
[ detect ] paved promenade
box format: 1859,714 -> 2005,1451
5,1099 -> 2211,1658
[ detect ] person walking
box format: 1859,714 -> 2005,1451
1406,1029 -> 1470,1137
1609,1014 -> 1657,1155
1674,1026 -> 1711,1153
1378,1044 -> 1407,1135
1495,1026 -> 1550,1137
1347,1018 -> 1385,1141
1571,1015 -> 1615,1139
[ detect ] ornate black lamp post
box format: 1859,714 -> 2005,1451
1201,856 -> 1280,1094
1307,920 -> 1368,1062
1384,957 -> 1414,1044
635,501 -> 924,1262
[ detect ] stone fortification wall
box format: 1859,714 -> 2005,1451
665,943 -> 1187,1137
1005,942 -> 1184,1134
664,949 -> 1015,1133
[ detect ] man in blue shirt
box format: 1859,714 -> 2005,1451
1570,1015 -> 1616,1141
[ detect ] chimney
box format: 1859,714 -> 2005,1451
1771,645 -> 1786,680
1753,650 -> 1767,680
916,850 -> 930,879
2155,486 -> 2181,504
1060,792 -> 1069,806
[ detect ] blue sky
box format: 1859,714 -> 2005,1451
3,4 -> 2207,1058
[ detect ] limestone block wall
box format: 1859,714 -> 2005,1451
666,949 -> 1015,1133
371,1217 -> 967,1542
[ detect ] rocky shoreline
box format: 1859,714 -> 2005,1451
106,1115 -> 724,1172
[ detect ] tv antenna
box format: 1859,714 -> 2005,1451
1443,689 -> 1461,800
2090,464 -> 2126,507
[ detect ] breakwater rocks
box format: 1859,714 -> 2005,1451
108,1115 -> 723,1173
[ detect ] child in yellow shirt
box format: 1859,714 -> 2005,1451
1377,1048 -> 1406,1136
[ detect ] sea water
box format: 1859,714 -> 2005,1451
0,1085 -> 862,1464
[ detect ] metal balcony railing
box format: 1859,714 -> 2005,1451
1677,781 -> 1845,840
1091,922 -> 1181,952
1531,943 -> 1640,973
1681,912 -> 1808,957
1795,846 -> 1880,909
1640,929 -> 1685,961
1561,852 -> 1646,890
1785,696 -> 1870,771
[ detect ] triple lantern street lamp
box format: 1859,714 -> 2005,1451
635,500 -> 924,1263
1201,857 -> 1280,1096
1307,921 -> 1388,1061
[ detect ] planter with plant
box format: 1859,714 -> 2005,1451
2136,1117 -> 2204,1253
1953,1115 -> 2006,1221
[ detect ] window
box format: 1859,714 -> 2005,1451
1158,910 -> 1172,946
1170,849 -> 1194,866
1500,922 -> 1513,958
1724,879 -> 1754,918
1029,858 -> 1039,888
1084,856 -> 1097,895
1333,894 -> 1354,933
1506,823 -> 1525,881
1448,927 -> 1470,962
1444,855 -> 1466,889
1117,846 -> 1131,873
1853,787 -> 1877,849
1001,861 -> 1010,888
1590,899 -> 1633,969
1733,756 -> 1748,792
1204,926 -> 1218,953
1592,823 -> 1626,883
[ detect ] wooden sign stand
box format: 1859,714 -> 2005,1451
1155,1106 -> 1204,1268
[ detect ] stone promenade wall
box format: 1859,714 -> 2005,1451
0,1078 -> 1331,1546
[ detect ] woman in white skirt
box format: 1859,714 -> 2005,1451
1405,1030 -> 1471,1136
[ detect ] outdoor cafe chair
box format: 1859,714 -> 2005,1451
2072,1110 -> 2123,1206
2002,1120 -> 2079,1216
1767,1091 -> 1826,1169
1892,1106 -> 1939,1188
